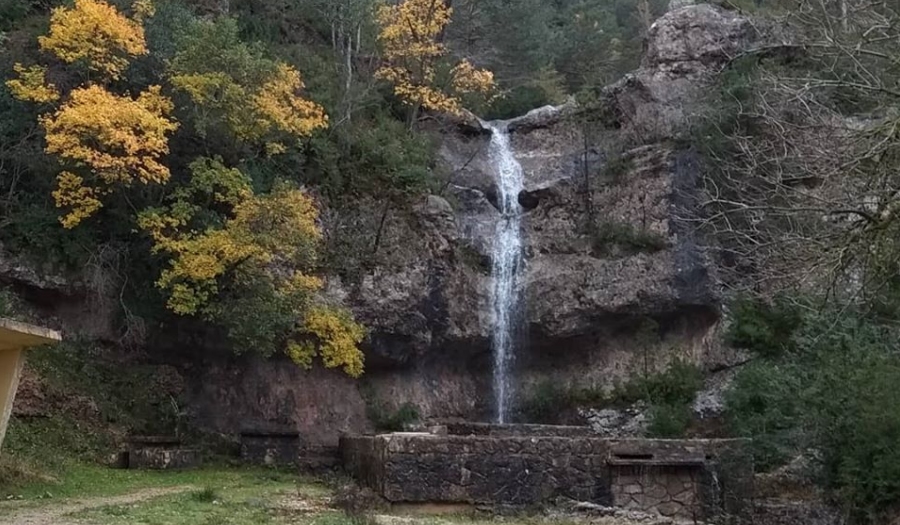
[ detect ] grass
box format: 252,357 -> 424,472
0,462 -> 312,501
72,471 -> 306,525
1,463 -> 331,525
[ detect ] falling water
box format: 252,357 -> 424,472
486,122 -> 525,424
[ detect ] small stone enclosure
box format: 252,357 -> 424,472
123,435 -> 201,470
240,428 -> 301,467
341,424 -> 750,520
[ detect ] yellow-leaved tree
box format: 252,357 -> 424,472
5,1 -> 365,376
139,158 -> 365,377
38,0 -> 148,80
6,0 -> 179,228
5,64 -> 60,104
168,18 -> 328,154
44,85 -> 178,227
375,0 -> 495,122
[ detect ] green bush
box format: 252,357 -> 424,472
519,381 -> 570,423
191,486 -> 221,503
368,402 -> 420,432
519,361 -> 702,427
592,221 -> 668,256
726,296 -> 802,357
724,360 -> 804,471
483,85 -> 555,120
646,403 -> 692,438
613,359 -> 704,407
724,307 -> 900,523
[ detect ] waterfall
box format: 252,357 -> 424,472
486,122 -> 525,424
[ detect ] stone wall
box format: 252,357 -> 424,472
340,432 -> 749,519
341,432 -> 612,505
611,465 -> 701,518
240,430 -> 300,467
125,436 -> 200,470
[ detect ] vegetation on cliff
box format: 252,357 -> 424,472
0,0 -> 665,370
9,0 -> 900,522
694,0 -> 900,521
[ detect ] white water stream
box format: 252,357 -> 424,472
485,122 -> 525,424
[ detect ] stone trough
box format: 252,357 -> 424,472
123,435 -> 201,470
340,423 -> 750,520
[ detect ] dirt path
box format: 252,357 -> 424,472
0,485 -> 193,525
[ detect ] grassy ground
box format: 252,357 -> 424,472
0,463 -> 333,525
0,415 -> 330,523
0,461 -> 306,502
71,469 -> 328,525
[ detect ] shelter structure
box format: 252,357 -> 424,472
0,318 -> 61,451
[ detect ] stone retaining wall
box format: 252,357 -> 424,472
340,432 -> 749,520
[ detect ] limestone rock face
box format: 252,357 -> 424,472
6,5 -> 763,446
603,5 -> 759,144
326,4 -> 758,426
644,5 -> 755,74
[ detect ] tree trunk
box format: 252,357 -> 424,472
372,201 -> 392,258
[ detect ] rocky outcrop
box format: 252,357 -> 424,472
184,5 -> 763,444
9,5 -> 764,446
603,4 -> 759,144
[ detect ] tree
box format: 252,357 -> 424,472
309,0 -> 376,122
5,65 -> 60,104
688,0 -> 900,312
43,85 -> 178,227
6,0 -> 178,228
139,158 -> 365,376
38,0 -> 149,80
5,0 -> 364,374
375,0 -> 494,123
169,17 -> 328,154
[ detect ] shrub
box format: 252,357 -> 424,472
646,403 -> 692,438
332,482 -> 389,517
600,154 -> 634,185
191,486 -> 220,503
613,359 -> 704,407
367,402 -> 420,432
724,306 -> 900,523
592,221 -> 668,256
726,296 -> 802,357
519,381 -> 571,423
724,360 -> 805,471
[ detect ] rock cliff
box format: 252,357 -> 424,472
5,5 -> 763,446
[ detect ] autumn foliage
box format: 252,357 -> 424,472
376,0 -> 495,116
6,0 -> 176,227
5,64 -> 60,104
140,159 -> 365,376
43,85 -> 178,227
5,0 -> 364,375
168,18 -> 328,153
38,0 -> 148,80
